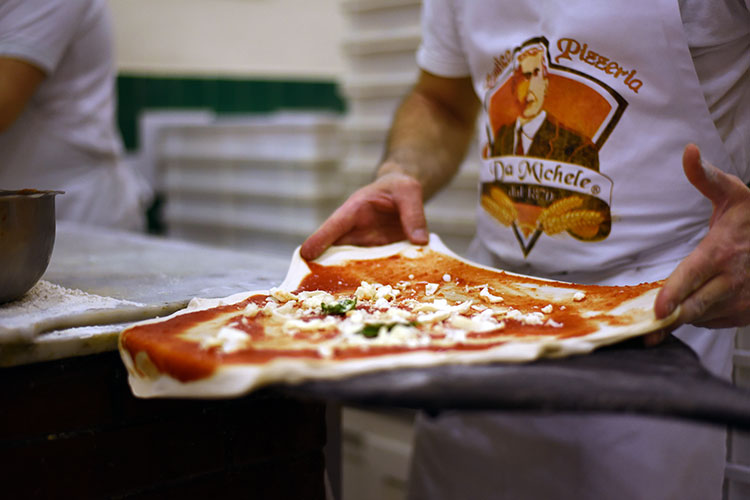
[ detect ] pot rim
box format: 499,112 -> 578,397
0,189 -> 64,199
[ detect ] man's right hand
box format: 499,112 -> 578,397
299,170 -> 429,261
300,71 -> 479,261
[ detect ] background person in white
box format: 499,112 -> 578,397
301,0 -> 750,498
0,0 -> 150,231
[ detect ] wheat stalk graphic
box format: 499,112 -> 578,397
537,196 -> 604,238
481,185 -> 517,227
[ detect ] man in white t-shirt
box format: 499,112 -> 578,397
0,0 -> 150,231
302,0 -> 749,498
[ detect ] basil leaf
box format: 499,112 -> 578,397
321,298 -> 357,315
359,324 -> 382,338
357,321 -> 418,339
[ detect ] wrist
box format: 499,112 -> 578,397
377,159 -> 425,183
376,160 -> 407,179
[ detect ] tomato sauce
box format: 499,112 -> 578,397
121,250 -> 662,383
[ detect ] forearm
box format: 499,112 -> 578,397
377,72 -> 480,201
0,57 -> 45,132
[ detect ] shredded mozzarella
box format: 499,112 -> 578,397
243,302 -> 260,317
282,316 -> 338,334
201,326 -> 251,353
375,284 -> 399,300
297,290 -> 335,309
355,281 -> 377,301
504,308 -> 546,325
317,345 -> 333,358
373,297 -> 390,310
479,285 -> 504,303
416,300 -> 472,323
270,287 -> 297,302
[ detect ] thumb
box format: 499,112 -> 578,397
682,144 -> 730,205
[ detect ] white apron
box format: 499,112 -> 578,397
408,1 -> 737,499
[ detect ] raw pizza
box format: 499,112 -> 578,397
119,235 -> 678,398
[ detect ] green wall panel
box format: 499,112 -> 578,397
116,75 -> 346,150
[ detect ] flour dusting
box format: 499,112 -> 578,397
0,281 -> 145,342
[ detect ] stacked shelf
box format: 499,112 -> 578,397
339,0 -> 478,255
157,112 -> 342,257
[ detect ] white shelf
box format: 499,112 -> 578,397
164,192 -> 337,237
343,1 -> 421,34
341,73 -> 416,99
163,158 -> 342,200
158,112 -> 342,162
342,0 -> 421,14
342,26 -> 421,55
165,222 -> 304,257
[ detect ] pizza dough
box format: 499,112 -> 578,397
119,235 -> 679,398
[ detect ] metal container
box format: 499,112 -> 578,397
0,190 -> 62,303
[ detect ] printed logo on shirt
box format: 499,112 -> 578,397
480,37 -> 627,257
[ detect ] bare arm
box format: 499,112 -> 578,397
300,70 -> 480,260
378,70 -> 481,199
0,57 -> 45,132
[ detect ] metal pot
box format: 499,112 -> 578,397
0,190 -> 62,304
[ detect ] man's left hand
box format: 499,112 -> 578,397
655,144 -> 750,328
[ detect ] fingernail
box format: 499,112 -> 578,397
700,159 -> 711,174
658,301 -> 676,319
665,301 -> 675,314
412,228 -> 428,242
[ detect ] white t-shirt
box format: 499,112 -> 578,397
680,0 -> 750,179
418,0 -> 749,276
408,2 -> 749,500
415,0 -> 748,363
418,0 -> 750,182
0,0 -> 150,230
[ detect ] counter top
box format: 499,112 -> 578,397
0,222 -> 291,367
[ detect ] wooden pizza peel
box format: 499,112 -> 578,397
276,335 -> 750,431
